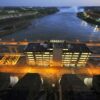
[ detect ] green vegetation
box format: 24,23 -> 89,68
77,7 -> 100,26
77,12 -> 100,26
0,7 -> 59,37
0,7 -> 59,27
36,7 -> 59,15
84,7 -> 100,14
0,7 -> 59,18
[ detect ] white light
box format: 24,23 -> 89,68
48,48 -> 53,50
63,49 -> 68,50
52,83 -> 55,87
10,76 -> 19,87
84,78 -> 93,88
41,77 -> 44,85
59,78 -> 61,84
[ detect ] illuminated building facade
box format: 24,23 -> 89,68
24,43 -> 53,66
62,43 -> 91,67
24,41 -> 91,67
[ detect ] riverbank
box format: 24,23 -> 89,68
0,7 -> 59,23
0,20 -> 31,37
77,12 -> 100,26
1,11 -> 100,42
0,7 -> 59,37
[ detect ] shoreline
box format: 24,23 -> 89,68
77,12 -> 100,26
0,7 -> 59,38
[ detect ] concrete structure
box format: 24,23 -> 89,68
61,43 -> 91,67
5,73 -> 42,100
24,41 -> 92,67
60,74 -> 96,100
24,42 -> 53,66
93,75 -> 100,93
0,73 -> 10,91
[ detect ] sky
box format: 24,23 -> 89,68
0,0 -> 100,7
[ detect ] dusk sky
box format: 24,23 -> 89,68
0,0 -> 100,6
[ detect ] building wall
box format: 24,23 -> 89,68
77,53 -> 91,67
26,51 -> 91,67
25,42 -> 91,67
62,51 -> 91,67
62,52 -> 79,67
26,51 -> 53,66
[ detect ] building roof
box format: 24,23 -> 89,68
24,43 -> 53,52
24,42 -> 91,53
63,43 -> 92,53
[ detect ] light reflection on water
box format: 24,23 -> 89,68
1,7 -> 100,42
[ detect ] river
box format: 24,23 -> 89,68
1,7 -> 100,42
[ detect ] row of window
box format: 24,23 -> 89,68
26,52 -> 90,67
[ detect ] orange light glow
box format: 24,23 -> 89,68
27,60 -> 63,67
0,65 -> 100,76
88,67 -> 100,75
0,54 -> 20,65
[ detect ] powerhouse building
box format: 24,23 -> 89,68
24,41 -> 91,67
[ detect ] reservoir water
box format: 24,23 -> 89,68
1,7 -> 100,42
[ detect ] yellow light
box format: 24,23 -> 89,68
62,61 -> 70,63
44,52 -> 50,54
63,53 -> 70,54
28,56 -> 33,58
63,57 -> 71,59
29,59 -> 34,61
72,58 -> 78,59
36,57 -> 42,58
81,55 -> 88,57
35,55 -> 42,56
0,55 -> 20,65
70,64 -> 75,66
72,55 -> 79,57
71,60 -> 77,61
27,52 -> 33,54
43,55 -> 49,57
80,57 -> 86,59
27,54 -> 33,56
80,59 -> 86,61
78,62 -> 86,64
74,53 -> 79,54
64,64 -> 70,66
77,64 -> 84,66
82,52 -> 89,54
63,59 -> 71,61
63,49 -> 68,50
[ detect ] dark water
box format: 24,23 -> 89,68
1,8 -> 100,42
